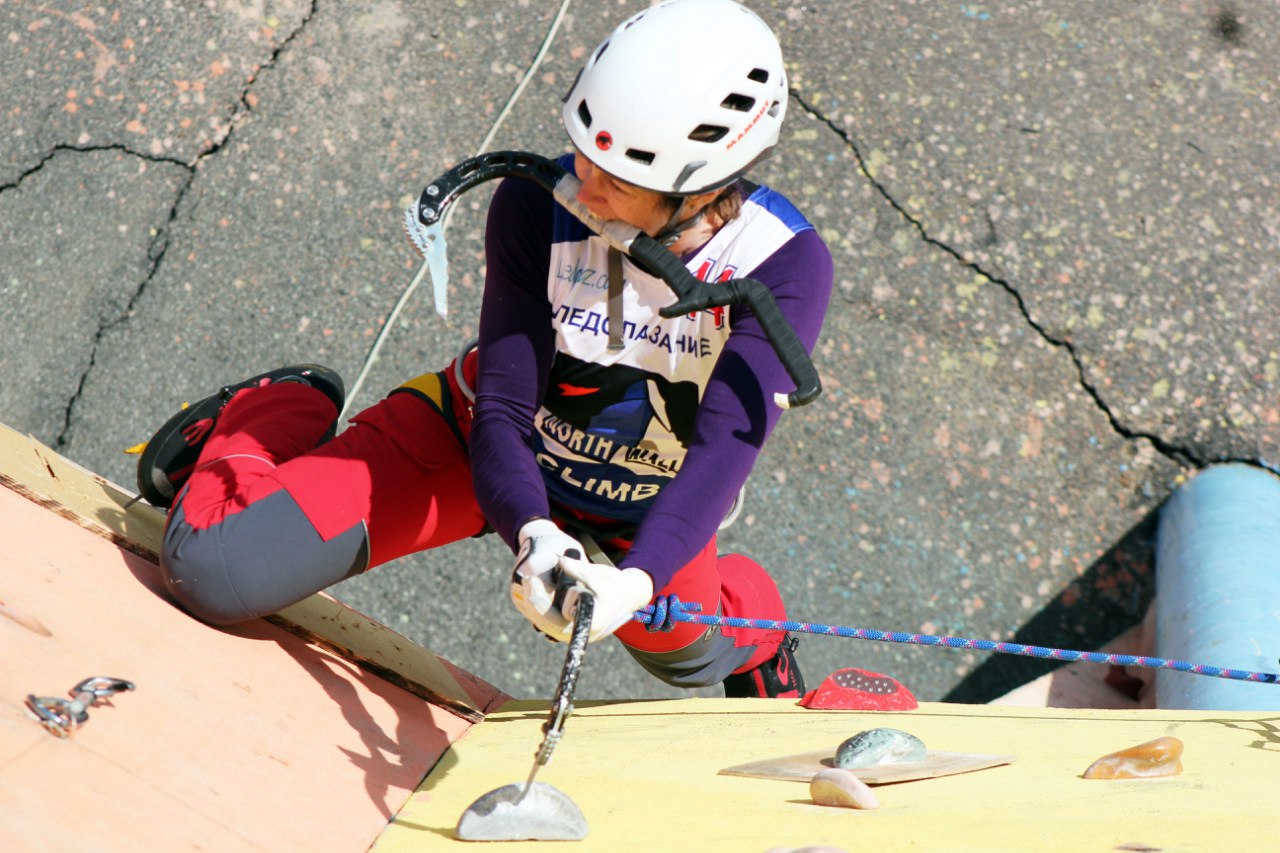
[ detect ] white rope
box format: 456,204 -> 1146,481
341,0 -> 574,419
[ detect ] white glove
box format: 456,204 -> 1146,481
510,519 -> 586,642
557,556 -> 655,643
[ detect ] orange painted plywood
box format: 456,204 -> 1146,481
0,421 -> 493,721
0,483 -> 475,853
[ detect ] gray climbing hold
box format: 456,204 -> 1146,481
455,782 -> 588,841
834,727 -> 926,769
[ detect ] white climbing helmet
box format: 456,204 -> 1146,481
562,0 -> 788,195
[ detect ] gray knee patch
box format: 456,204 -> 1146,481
161,490 -> 368,625
624,628 -> 756,689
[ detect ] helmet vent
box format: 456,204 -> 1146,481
748,68 -> 770,84
721,93 -> 755,112
625,148 -> 656,165
576,100 -> 593,128
689,124 -> 729,144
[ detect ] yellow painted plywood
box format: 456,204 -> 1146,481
373,698 -> 1279,853
719,748 -> 1014,783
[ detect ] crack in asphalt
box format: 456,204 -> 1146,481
789,88 -> 1206,473
2,3 -> 320,451
0,143 -> 188,194
1,9 -> 1247,478
187,1 -> 320,167
3,144 -> 194,451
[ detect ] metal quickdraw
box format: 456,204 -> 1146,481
26,676 -> 136,738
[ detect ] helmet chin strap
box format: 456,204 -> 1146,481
654,196 -> 709,248
607,196 -> 705,351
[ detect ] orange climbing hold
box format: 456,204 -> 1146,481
1082,736 -> 1184,779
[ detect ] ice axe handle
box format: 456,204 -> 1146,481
551,548 -> 583,613
532,579 -> 594,772
629,234 -> 821,409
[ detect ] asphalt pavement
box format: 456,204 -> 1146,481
3,1 -> 1276,702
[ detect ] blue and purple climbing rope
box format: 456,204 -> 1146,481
633,596 -> 1280,685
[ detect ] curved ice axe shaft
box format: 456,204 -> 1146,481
519,576 -> 594,799
452,547 -> 597,842
408,151 -> 821,408
517,528 -> 620,798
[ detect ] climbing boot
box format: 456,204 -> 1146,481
135,364 -> 344,509
723,634 -> 805,698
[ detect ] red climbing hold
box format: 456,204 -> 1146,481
799,667 -> 919,711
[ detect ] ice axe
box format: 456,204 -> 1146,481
406,150 -> 822,409
455,537 -> 610,842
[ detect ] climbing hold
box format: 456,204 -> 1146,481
834,727 -> 927,769
1082,736 -> 1184,779
800,667 -> 918,711
809,768 -> 880,810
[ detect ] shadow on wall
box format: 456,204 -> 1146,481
943,508 -> 1161,704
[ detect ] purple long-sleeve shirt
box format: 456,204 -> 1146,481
469,173 -> 833,591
